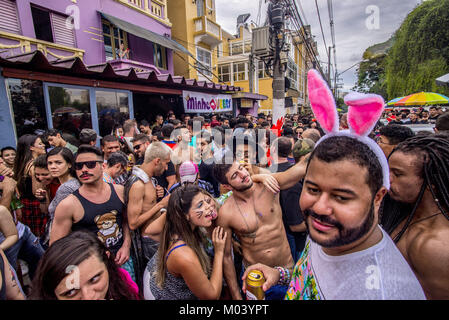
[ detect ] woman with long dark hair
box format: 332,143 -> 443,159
144,184 -> 227,300
13,134 -> 47,238
41,147 -> 80,247
46,147 -> 75,186
30,231 -> 139,300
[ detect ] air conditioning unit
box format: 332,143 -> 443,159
252,26 -> 272,58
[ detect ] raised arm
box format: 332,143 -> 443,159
216,206 -> 242,300
168,227 -> 227,300
253,155 -> 309,192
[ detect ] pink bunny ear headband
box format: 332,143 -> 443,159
307,69 -> 390,190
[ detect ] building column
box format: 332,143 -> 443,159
0,70 -> 17,147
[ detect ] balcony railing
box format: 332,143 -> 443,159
193,16 -> 222,47
0,30 -> 84,61
115,0 -> 171,26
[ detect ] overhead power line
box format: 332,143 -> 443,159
315,0 -> 330,61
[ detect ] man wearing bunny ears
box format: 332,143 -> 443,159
243,70 -> 425,300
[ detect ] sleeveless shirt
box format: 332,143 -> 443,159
72,183 -> 124,254
146,248 -> 197,300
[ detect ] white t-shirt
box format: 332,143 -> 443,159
285,227 -> 426,300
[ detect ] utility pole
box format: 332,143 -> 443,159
269,0 -> 286,127
249,52 -> 255,94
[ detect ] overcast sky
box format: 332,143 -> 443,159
215,0 -> 423,92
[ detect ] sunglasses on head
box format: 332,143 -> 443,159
75,160 -> 102,170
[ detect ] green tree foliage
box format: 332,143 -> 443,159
385,0 -> 449,100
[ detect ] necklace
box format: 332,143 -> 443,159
233,195 -> 258,241
409,212 -> 442,227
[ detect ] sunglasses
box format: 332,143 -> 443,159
75,160 -> 102,170
133,143 -> 143,151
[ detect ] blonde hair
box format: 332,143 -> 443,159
144,141 -> 172,163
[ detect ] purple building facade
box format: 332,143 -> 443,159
0,0 -> 176,74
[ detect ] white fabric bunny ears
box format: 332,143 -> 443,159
307,69 -> 390,190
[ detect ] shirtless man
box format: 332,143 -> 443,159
213,161 -> 294,300
386,134 -> 449,299
50,145 -> 131,268
126,142 -> 171,262
171,126 -> 195,172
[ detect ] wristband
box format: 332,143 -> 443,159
275,266 -> 291,286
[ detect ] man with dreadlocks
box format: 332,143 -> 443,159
385,134 -> 449,299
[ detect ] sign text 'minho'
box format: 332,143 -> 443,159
183,91 -> 232,113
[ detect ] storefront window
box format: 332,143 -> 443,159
96,90 -> 129,137
8,78 -> 47,137
48,86 -> 91,139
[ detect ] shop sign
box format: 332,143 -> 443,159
183,91 -> 232,113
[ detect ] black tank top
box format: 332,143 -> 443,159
0,253 -> 6,300
72,183 -> 124,255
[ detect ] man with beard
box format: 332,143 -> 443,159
50,145 -> 131,268
132,134 -> 151,166
213,160 -> 294,300
384,134 -> 449,299
243,136 -> 425,300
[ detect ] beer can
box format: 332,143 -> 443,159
246,270 -> 265,300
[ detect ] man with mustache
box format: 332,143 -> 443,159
50,145 -> 132,270
243,136 -> 425,300
213,159 -> 294,300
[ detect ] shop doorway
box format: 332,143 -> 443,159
132,93 -> 184,124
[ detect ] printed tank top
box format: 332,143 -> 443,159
72,183 -> 124,254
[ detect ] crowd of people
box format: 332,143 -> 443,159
0,102 -> 448,300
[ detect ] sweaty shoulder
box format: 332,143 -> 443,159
55,194 -> 79,215
408,227 -> 449,273
216,199 -> 234,226
167,244 -> 200,273
129,180 -> 145,194
407,228 -> 449,298
112,184 -> 125,201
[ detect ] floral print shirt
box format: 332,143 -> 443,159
285,240 -> 322,300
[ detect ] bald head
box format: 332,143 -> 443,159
302,128 -> 321,143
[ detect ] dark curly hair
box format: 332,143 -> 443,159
29,231 -> 139,300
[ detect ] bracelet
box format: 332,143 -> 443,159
275,266 -> 291,286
